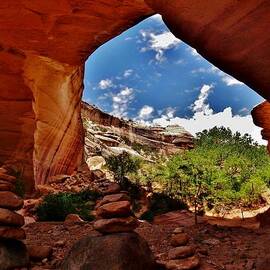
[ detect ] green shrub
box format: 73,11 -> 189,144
105,152 -> 141,186
36,189 -> 100,221
14,179 -> 26,198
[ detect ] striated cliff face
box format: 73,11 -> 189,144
0,1 -> 269,191
81,102 -> 193,160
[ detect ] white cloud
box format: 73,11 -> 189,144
111,87 -> 134,118
191,84 -> 214,116
137,105 -> 154,120
221,75 -> 244,86
192,65 -> 244,87
98,79 -> 114,90
140,30 -> 181,62
151,14 -> 162,22
152,84 -> 266,145
123,69 -> 133,78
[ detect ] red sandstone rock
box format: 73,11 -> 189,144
165,255 -> 200,270
171,233 -> 189,247
0,0 -> 268,194
96,201 -> 132,218
93,216 -> 139,234
64,214 -> 84,223
0,226 -> 26,240
0,191 -> 23,210
96,193 -> 131,208
27,245 -> 53,261
168,246 -> 195,260
0,173 -> 16,183
0,208 -> 24,227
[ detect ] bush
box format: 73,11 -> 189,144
134,127 -> 270,221
36,189 -> 100,221
105,152 -> 141,186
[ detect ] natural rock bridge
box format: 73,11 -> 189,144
0,0 -> 269,193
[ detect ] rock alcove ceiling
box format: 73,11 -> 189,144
0,0 -> 269,193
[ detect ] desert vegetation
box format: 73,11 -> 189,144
106,127 -> 270,222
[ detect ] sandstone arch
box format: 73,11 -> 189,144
0,0 -> 269,192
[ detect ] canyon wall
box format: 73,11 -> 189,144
0,0 -> 269,191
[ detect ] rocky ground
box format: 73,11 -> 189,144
22,211 -> 270,270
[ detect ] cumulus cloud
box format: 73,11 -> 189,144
98,79 -> 114,90
140,30 -> 181,62
123,69 -> 133,78
191,84 -> 214,116
137,105 -> 154,120
152,84 -> 265,145
111,87 -> 134,118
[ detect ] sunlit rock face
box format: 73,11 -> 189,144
0,0 -> 269,191
252,102 -> 270,152
81,102 -> 194,160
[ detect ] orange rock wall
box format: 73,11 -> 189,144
0,0 -> 269,191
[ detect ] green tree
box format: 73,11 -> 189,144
106,151 -> 141,187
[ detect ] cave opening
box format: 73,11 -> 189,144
81,13 -> 270,225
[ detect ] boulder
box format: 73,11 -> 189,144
165,256 -> 200,270
62,232 -> 157,270
27,245 -> 53,261
171,233 -> 189,247
0,173 -> 16,183
93,216 -> 139,234
96,201 -> 131,218
91,169 -> 106,180
96,193 -> 130,208
0,208 -> 24,226
0,226 -> 26,239
64,214 -> 84,223
101,182 -> 121,195
168,246 -> 195,260
0,182 -> 14,192
87,156 -> 106,170
0,191 -> 24,210
0,238 -> 29,269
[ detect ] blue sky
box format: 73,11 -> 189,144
83,15 -> 265,144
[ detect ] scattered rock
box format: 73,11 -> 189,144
0,182 -> 14,191
96,201 -> 131,218
62,232 -> 157,270
168,246 -> 195,259
93,216 -> 139,234
36,185 -> 55,196
0,208 -> 24,226
0,173 -> 16,183
171,233 -> 189,247
54,240 -> 66,247
96,193 -> 130,208
0,191 -> 24,210
48,174 -> 70,184
173,227 -> 185,234
28,245 -> 53,261
165,255 -> 200,270
91,169 -> 106,180
64,214 -> 84,223
101,182 -> 121,195
202,238 -> 221,246
0,238 -> 29,269
0,226 -> 26,239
